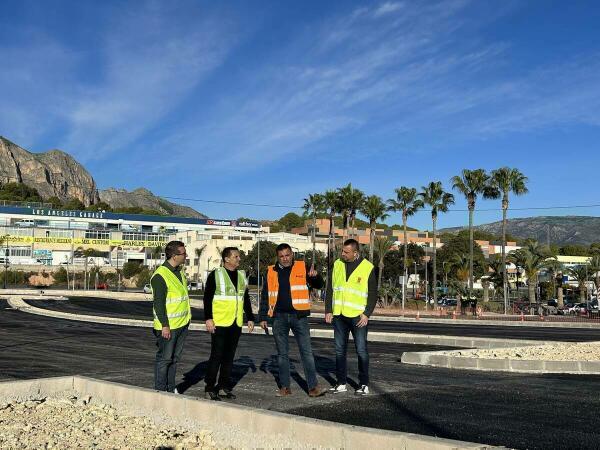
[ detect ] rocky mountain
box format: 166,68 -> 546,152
0,136 -> 205,217
0,136 -> 100,205
99,187 -> 206,218
440,216 -> 600,246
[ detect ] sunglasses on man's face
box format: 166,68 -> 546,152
174,251 -> 187,256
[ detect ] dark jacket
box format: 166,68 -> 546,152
151,261 -> 184,328
325,257 -> 377,317
203,268 -> 255,323
258,261 -> 324,322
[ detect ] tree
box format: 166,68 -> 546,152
336,183 -> 363,240
589,255 -> 600,298
122,261 -> 143,279
387,187 -> 424,309
47,196 -> 64,209
559,245 -> 590,256
322,190 -> 339,265
484,167 -> 528,313
276,212 -> 305,231
419,181 -> 455,307
194,245 -> 207,282
508,241 -> 555,303
437,233 -> 487,283
151,245 -> 164,270
384,244 -> 425,286
360,195 -> 389,263
86,201 -> 112,212
451,169 -> 489,304
239,241 -> 277,281
373,236 -> 395,292
303,194 -> 325,266
0,182 -> 43,202
566,265 -> 590,302
62,198 -> 86,210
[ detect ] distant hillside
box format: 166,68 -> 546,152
0,135 -> 206,218
99,187 -> 206,219
440,216 -> 600,246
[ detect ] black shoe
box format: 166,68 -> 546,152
221,389 -> 236,399
204,391 -> 221,401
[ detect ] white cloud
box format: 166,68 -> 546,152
373,2 -> 404,17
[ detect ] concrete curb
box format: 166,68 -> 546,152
401,348 -> 600,374
9,297 -> 547,348
0,376 -> 505,449
3,288 -> 600,328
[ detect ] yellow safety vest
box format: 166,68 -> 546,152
151,266 -> 191,331
332,258 -> 373,318
212,267 -> 247,327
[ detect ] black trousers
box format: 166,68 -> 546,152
204,324 -> 242,392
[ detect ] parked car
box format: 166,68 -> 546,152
143,284 -> 152,294
95,282 -> 109,290
439,298 -> 458,307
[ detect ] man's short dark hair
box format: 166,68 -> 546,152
276,243 -> 292,254
221,246 -> 239,260
343,239 -> 359,252
165,241 -> 185,259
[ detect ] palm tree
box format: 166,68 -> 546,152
544,258 -> 563,303
348,188 -> 365,239
194,245 -> 207,283
487,255 -> 504,301
151,245 -> 164,270
419,182 -> 455,307
360,195 -> 389,262
508,241 -> 555,303
336,184 -> 354,241
566,265 -> 589,302
451,169 -> 489,303
303,193 -> 325,266
373,236 -> 394,290
484,167 -> 528,313
589,255 -> 600,298
387,187 -> 424,310
322,189 -> 339,283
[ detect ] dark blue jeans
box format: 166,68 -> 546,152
333,315 -> 369,386
154,324 -> 188,392
272,313 -> 318,390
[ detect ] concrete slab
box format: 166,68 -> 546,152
0,376 -> 500,449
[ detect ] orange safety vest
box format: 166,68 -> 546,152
266,260 -> 310,317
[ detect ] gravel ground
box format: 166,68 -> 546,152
447,341 -> 600,360
0,395 -> 218,450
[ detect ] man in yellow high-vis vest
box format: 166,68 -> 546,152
203,246 -> 254,400
151,240 -> 191,393
325,239 -> 377,396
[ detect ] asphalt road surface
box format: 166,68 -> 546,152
3,298 -> 600,449
27,297 -> 600,342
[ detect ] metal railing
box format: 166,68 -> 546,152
0,200 -> 52,208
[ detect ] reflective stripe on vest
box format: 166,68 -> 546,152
152,265 -> 191,331
212,267 -> 246,327
332,258 -> 373,318
266,261 -> 310,317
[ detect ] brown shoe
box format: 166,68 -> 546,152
308,385 -> 327,397
276,387 -> 292,397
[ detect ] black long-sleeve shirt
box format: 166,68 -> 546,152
258,262 -> 324,322
325,257 -> 377,317
151,261 -> 185,327
203,269 -> 255,323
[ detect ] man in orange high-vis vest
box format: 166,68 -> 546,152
259,243 -> 326,397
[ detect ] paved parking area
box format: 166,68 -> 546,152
2,298 -> 600,449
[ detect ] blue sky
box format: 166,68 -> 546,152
2,0 -> 600,230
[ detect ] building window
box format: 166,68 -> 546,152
85,230 -> 110,239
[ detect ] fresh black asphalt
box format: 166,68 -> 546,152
3,298 -> 600,449
27,296 -> 600,342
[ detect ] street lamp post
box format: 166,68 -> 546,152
424,261 -> 429,309
116,246 -> 122,292
413,261 -> 417,300
4,237 -> 9,289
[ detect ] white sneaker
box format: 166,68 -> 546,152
355,385 -> 369,396
328,384 -> 347,394
173,388 -> 179,395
